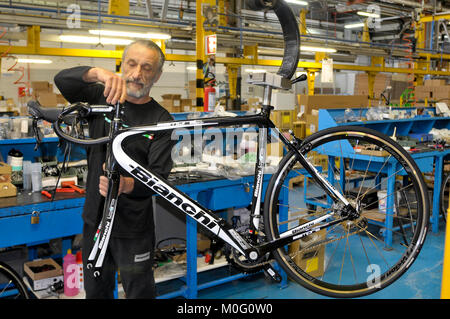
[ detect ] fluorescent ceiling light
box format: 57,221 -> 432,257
357,11 -> 380,18
89,29 -> 171,40
17,58 -> 52,64
285,0 -> 308,5
301,46 -> 337,53
186,66 -> 197,71
345,22 -> 365,29
59,35 -> 133,45
245,69 -> 267,73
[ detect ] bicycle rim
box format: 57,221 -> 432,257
264,126 -> 429,298
0,262 -> 29,299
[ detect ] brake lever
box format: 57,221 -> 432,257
291,73 -> 307,85
32,118 -> 44,151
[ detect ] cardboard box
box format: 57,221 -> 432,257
414,86 -> 432,100
270,110 -> 296,130
390,80 -> 409,100
288,218 -> 325,278
305,114 -> 318,136
297,95 -> 368,116
293,121 -> 306,139
56,94 -> 68,106
0,162 -> 11,175
161,94 -> 182,100
31,81 -> 51,91
37,92 -> 58,107
0,182 -> 16,197
188,80 -> 197,97
160,99 -> 181,113
424,79 -> 447,86
24,258 -> 63,291
266,141 -> 284,157
433,86 -> 450,100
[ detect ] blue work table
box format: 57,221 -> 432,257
316,107 -> 450,246
0,191 -> 84,259
0,170 -> 294,299
157,172 -> 285,299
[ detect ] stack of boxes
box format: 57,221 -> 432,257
160,94 -> 196,113
159,81 -> 198,113
297,94 -> 368,136
354,73 -> 392,98
415,79 -> 450,101
160,94 -> 182,113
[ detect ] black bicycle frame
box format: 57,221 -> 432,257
101,109 -> 353,263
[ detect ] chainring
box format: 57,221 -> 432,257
224,227 -> 270,273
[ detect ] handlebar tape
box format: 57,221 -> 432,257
245,0 -> 300,80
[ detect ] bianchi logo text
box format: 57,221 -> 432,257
129,164 -> 218,230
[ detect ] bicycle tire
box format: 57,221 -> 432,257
0,261 -> 29,299
264,125 -> 429,298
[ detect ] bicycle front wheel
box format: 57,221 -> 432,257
0,262 -> 29,299
264,125 -> 429,298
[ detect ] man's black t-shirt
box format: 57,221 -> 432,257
54,66 -> 174,238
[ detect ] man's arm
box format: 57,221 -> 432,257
54,66 -> 126,105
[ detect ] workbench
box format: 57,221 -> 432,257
316,107 -> 450,246
0,167 -> 297,299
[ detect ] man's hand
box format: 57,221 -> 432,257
82,67 -> 127,105
99,164 -> 135,197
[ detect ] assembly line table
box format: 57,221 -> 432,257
0,169 -> 299,299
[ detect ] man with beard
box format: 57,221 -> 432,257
54,40 -> 174,298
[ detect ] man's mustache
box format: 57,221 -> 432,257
126,78 -> 145,86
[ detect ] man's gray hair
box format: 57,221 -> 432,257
122,39 -> 166,72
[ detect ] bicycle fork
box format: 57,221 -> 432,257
86,104 -> 122,278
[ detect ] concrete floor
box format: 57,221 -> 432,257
195,222 -> 445,299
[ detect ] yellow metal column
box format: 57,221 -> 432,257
306,52 -> 327,96
306,70 -> 317,95
226,64 -> 239,100
218,0 -> 227,27
299,9 -> 307,35
367,72 -> 376,104
243,45 -> 258,65
195,0 -> 216,111
362,19 -> 370,42
368,57 -> 384,106
27,26 -> 40,54
115,45 -> 125,73
415,18 -> 426,87
108,0 -> 129,15
196,1 -> 205,111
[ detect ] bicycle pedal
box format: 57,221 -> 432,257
263,264 -> 281,283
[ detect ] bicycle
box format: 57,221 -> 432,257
0,261 -> 29,299
26,0 -> 429,298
